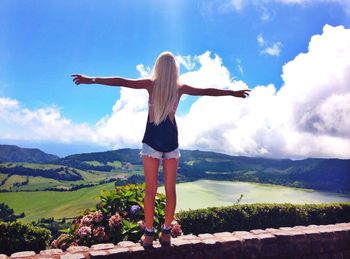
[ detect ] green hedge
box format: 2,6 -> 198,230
175,202 -> 350,235
0,221 -> 51,255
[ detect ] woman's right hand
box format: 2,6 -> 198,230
71,74 -> 94,85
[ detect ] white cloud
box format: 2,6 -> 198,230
257,33 -> 282,56
261,42 -> 282,56
257,34 -> 265,46
94,88 -> 149,149
176,55 -> 196,71
1,25 -> 349,159
236,58 -> 244,75
136,64 -> 151,78
0,98 -> 95,143
177,24 -> 350,158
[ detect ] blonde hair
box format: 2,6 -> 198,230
151,51 -> 179,125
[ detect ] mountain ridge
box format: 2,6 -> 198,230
0,145 -> 59,163
1,144 -> 349,194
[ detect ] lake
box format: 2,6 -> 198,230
158,180 -> 350,212
1,180 -> 349,222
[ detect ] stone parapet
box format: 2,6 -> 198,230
2,222 -> 350,259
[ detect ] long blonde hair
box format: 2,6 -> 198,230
151,51 -> 179,125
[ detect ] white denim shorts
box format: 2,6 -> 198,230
140,143 -> 181,160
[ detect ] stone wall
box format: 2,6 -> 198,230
2,222 -> 350,259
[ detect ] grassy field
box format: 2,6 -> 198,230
0,173 -> 8,182
0,162 -> 127,191
0,175 -> 27,190
0,182 -> 116,222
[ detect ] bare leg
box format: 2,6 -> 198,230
162,158 -> 178,227
143,156 -> 160,229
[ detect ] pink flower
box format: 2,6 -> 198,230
108,213 -> 123,229
77,226 -> 92,238
92,226 -> 106,242
137,220 -> 146,230
93,211 -> 104,223
80,214 -> 93,226
171,220 -> 183,237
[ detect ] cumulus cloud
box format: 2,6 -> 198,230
0,97 -> 95,143
96,23 -> 350,159
180,24 -> 350,158
1,25 -> 349,159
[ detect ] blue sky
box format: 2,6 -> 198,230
1,0 -> 350,158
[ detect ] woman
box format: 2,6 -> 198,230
72,51 -> 250,248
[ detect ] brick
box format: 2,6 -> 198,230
250,229 -> 269,235
107,247 -> 129,256
89,250 -> 107,259
40,249 -> 63,256
66,246 -> 89,253
178,234 -> 199,240
90,243 -> 115,250
335,223 -> 350,228
128,245 -> 144,256
220,236 -> 242,252
117,241 -> 137,248
233,232 -> 260,246
198,233 -> 214,239
256,233 -> 276,244
188,239 -> 201,245
213,232 -> 233,238
10,251 -> 36,258
172,239 -> 192,248
279,227 -> 294,231
293,225 -> 308,230
265,228 -> 280,234
201,239 -> 217,245
274,231 -> 295,242
60,253 -> 85,259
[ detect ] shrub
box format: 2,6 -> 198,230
0,203 -> 25,222
0,221 -> 51,255
51,183 -> 182,249
175,202 -> 350,235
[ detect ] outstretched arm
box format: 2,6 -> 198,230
180,84 -> 250,98
71,74 -> 151,90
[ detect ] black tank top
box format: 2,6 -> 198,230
142,116 -> 179,152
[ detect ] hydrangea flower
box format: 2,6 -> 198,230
130,205 -> 141,215
77,226 -> 92,238
80,214 -> 93,226
108,213 -> 123,229
92,226 -> 106,242
93,211 -> 104,223
171,220 -> 183,237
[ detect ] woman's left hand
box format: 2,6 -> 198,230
233,89 -> 251,98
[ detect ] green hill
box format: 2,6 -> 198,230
0,145 -> 349,194
0,145 -> 59,163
